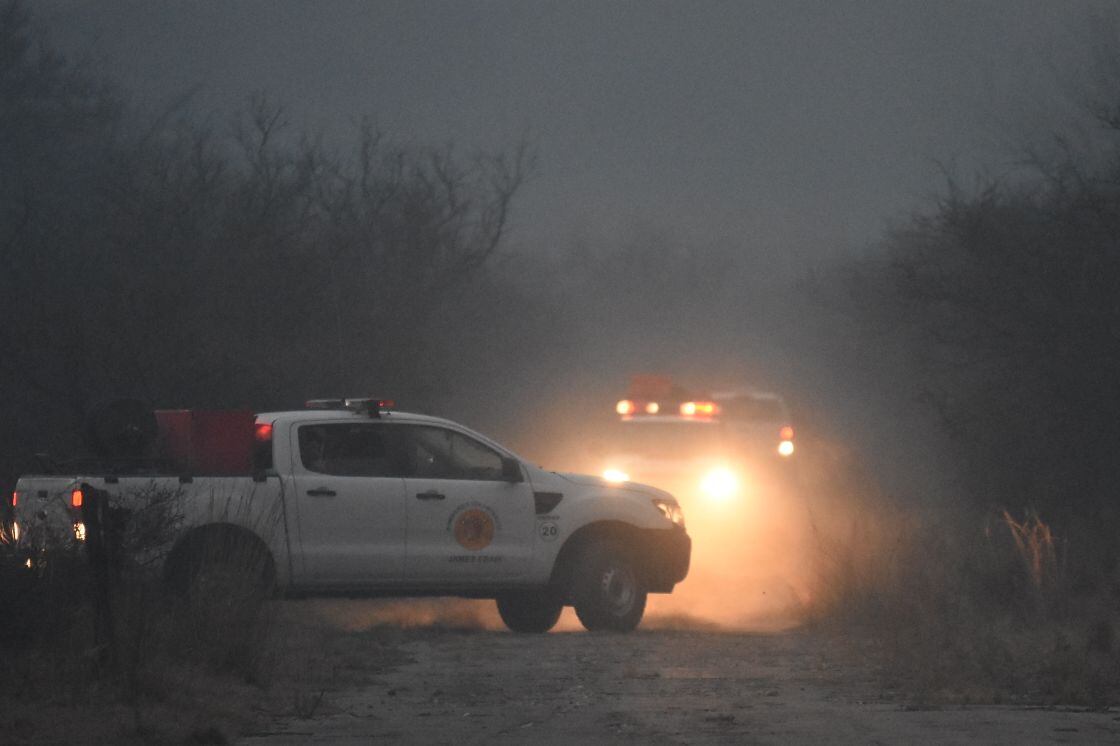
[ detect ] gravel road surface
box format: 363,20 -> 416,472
240,609 -> 1120,745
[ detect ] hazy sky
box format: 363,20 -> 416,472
38,1 -> 1110,275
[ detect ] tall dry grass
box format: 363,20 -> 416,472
805,497 -> 1120,706
0,515 -> 282,744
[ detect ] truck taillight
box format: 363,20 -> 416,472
71,488 -> 83,508
680,401 -> 719,417
253,421 -> 275,472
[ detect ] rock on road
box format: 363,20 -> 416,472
239,620 -> 1119,745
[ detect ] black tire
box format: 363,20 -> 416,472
572,543 -> 647,632
496,589 -> 564,633
166,528 -> 275,603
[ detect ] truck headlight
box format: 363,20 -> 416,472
652,498 -> 685,528
700,467 -> 739,501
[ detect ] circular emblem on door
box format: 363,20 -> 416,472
453,507 -> 495,551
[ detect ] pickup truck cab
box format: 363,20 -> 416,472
13,399 -> 690,632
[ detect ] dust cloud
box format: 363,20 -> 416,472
292,598 -> 508,633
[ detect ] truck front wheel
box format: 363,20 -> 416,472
572,543 -> 647,632
496,589 -> 564,633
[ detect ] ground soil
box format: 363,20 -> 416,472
238,602 -> 1120,745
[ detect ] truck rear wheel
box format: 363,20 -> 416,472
166,527 -> 274,603
572,543 -> 646,632
496,589 -> 564,633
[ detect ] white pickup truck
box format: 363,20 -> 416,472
11,399 -> 690,632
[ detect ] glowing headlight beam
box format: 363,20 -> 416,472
700,467 -> 739,502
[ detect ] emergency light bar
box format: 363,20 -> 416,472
305,398 -> 395,417
680,401 -> 719,417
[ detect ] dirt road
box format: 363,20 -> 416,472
239,605 -> 1119,745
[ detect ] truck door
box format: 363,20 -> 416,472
290,421 -> 407,587
396,424 -> 535,583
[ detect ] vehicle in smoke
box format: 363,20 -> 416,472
11,398 -> 690,633
597,375 -> 796,505
591,374 -> 801,591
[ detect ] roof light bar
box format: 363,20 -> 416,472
680,401 -> 719,417
305,398 -> 395,418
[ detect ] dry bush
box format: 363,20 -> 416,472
0,513 -> 284,743
807,498 -> 1120,706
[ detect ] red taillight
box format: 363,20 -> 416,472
254,422 -> 273,442
780,425 -> 794,440
10,491 -> 16,507
681,401 -> 719,417
71,488 -> 83,508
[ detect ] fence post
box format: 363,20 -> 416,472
80,483 -> 116,668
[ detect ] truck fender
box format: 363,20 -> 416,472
163,522 -> 276,595
548,520 -> 647,599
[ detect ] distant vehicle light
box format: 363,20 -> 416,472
10,491 -> 16,508
71,488 -> 83,509
680,401 -> 719,417
12,522 -> 19,542
602,468 -> 630,484
616,399 -> 636,416
73,522 -> 86,542
780,425 -> 794,440
645,401 -> 660,415
778,440 -> 795,457
700,467 -> 738,501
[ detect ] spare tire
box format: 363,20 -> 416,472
85,398 -> 158,461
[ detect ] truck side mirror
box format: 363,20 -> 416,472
501,457 -> 524,483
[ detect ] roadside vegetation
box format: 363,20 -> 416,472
795,16 -> 1120,704
0,1 -> 522,741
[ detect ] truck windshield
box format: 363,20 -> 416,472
716,395 -> 785,421
605,421 -> 727,458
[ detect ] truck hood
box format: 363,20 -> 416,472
547,471 -> 676,502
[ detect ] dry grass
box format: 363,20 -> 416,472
0,591 -> 410,744
805,500 -> 1120,707
0,523 -> 410,746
